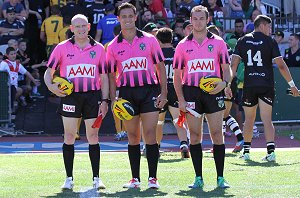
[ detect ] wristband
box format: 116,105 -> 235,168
288,80 -> 295,87
101,99 -> 110,103
224,80 -> 231,87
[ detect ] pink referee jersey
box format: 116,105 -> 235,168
173,32 -> 229,87
47,36 -> 107,92
106,29 -> 165,87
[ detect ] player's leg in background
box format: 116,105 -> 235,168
242,105 -> 257,157
156,111 -> 166,147
169,105 -> 190,158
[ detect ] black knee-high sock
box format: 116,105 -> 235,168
190,143 -> 203,177
146,143 -> 159,178
266,142 -> 275,154
89,144 -> 100,178
63,143 -> 74,178
128,144 -> 141,181
213,144 -> 225,178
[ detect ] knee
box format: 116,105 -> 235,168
64,132 -> 75,144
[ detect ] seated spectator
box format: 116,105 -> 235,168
229,0 -> 244,18
202,0 -> 226,16
142,22 -> 158,35
85,0 -> 106,39
242,0 -> 266,19
0,47 -> 40,107
61,0 -> 86,20
203,0 -> 224,28
182,19 -> 192,37
172,18 -> 184,47
228,18 -> 245,40
2,0 -> 27,21
0,7 -> 25,54
40,5 -> 63,58
274,31 -> 289,57
141,9 -> 156,28
50,0 -> 67,8
177,0 -> 198,13
95,3 -> 118,45
144,0 -> 167,19
244,9 -> 261,33
283,33 -> 300,67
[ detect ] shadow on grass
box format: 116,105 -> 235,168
42,188 -> 99,198
229,160 -> 300,167
175,188 -> 235,197
100,188 -> 168,197
159,157 -> 185,163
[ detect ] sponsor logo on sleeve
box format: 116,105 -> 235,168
63,104 -> 75,112
67,64 -> 96,78
187,59 -> 215,74
122,57 -> 148,72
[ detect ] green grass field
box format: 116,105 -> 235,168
0,150 -> 300,198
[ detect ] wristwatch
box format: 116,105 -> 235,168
101,99 -> 110,103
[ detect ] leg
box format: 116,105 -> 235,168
258,99 -> 275,155
141,111 -> 159,180
62,116 -> 79,179
242,105 -> 257,155
156,111 -> 166,145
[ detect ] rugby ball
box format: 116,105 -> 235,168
199,75 -> 222,93
52,76 -> 74,95
113,99 -> 135,121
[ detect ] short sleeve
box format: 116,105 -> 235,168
106,42 -> 117,73
98,44 -> 107,74
219,40 -> 230,65
47,44 -> 62,70
173,42 -> 185,70
271,38 -> 281,59
151,36 -> 164,64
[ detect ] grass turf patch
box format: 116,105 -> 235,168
0,151 -> 300,197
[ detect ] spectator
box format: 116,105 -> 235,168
95,3 -> 118,45
0,47 -> 40,107
0,7 -> 25,54
242,0 -> 266,19
284,34 -> 300,67
144,0 -> 167,19
142,22 -> 158,35
203,0 -> 224,28
182,19 -> 192,36
177,0 -> 198,13
141,9 -> 155,28
229,0 -> 244,18
58,16 -> 71,42
229,18 -> 245,40
2,0 -> 27,21
86,0 -> 106,39
274,31 -> 289,57
244,9 -> 261,33
40,5 -> 63,58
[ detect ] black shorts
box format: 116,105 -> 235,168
119,84 -> 160,115
57,90 -> 102,119
183,85 -> 225,114
234,88 -> 244,111
160,83 -> 178,113
242,87 -> 275,107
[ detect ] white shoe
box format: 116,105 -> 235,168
240,153 -> 250,160
123,178 -> 141,188
148,177 -> 160,189
61,177 -> 74,190
93,177 -> 106,190
262,152 -> 276,162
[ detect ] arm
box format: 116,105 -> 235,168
40,31 -> 46,42
155,61 -> 168,108
44,67 -> 66,97
174,68 -> 186,112
95,29 -> 102,42
99,73 -> 109,117
31,60 -> 47,69
274,57 -> 300,96
10,28 -> 25,36
210,63 -> 232,95
25,71 -> 40,86
109,72 -> 117,101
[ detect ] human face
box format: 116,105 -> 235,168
288,36 -> 299,48
7,51 -> 17,61
183,25 -> 193,36
118,8 -> 137,31
18,42 -> 27,51
7,12 -> 16,23
143,10 -> 153,22
191,11 -> 208,33
70,18 -> 90,40
235,22 -> 244,34
261,22 -> 271,36
274,35 -> 282,43
174,22 -> 184,37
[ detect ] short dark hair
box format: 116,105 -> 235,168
207,25 -> 220,36
254,15 -> 272,28
117,2 -> 136,16
113,24 -> 121,36
190,5 -> 209,19
290,33 -> 300,40
156,27 -> 173,44
235,18 -> 244,24
51,5 -> 61,15
18,38 -> 28,44
6,47 -> 16,54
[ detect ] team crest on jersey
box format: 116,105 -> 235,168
90,51 -> 96,59
139,43 -> 146,51
296,56 -> 300,61
218,99 -> 224,108
208,44 -> 214,52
